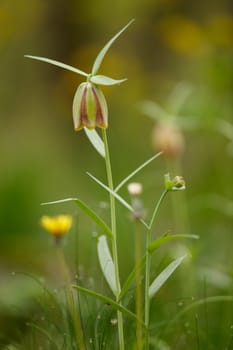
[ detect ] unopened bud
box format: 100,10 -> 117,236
72,82 -> 108,131
127,182 -> 145,220
152,123 -> 184,158
127,182 -> 143,196
164,173 -> 186,191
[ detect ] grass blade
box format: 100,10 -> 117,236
173,295 -> 233,321
149,234 -> 199,254
149,255 -> 187,299
115,152 -> 163,193
91,19 -> 135,75
97,235 -> 117,295
72,284 -> 142,324
25,55 -> 88,77
41,197 -> 112,238
26,322 -> 60,350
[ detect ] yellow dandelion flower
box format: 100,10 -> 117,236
40,215 -> 73,236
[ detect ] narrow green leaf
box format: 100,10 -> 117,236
90,75 -> 127,86
27,322 -> 60,350
25,55 -> 88,77
97,235 -> 117,295
119,256 -> 146,300
166,82 -> 192,115
115,152 -> 163,193
87,172 -> 149,229
84,128 -> 105,158
72,284 -> 142,324
119,241 -> 191,300
139,100 -> 168,121
91,19 -> 135,75
173,295 -> 233,322
41,197 -> 112,238
149,255 -> 187,299
149,234 -> 199,254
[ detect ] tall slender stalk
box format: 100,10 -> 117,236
134,220 -> 143,350
102,129 -> 125,350
144,189 -> 168,349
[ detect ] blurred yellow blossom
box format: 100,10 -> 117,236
207,14 -> 233,49
40,215 -> 73,236
159,16 -> 209,56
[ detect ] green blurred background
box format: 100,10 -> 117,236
0,0 -> 232,348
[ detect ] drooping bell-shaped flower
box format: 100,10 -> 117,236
72,82 -> 108,131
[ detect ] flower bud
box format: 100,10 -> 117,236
127,182 -> 145,220
164,173 -> 186,191
73,82 -> 108,131
127,182 -> 143,196
152,122 -> 184,158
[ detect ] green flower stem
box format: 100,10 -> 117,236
102,129 -> 125,350
134,220 -> 143,350
144,189 -> 168,349
56,245 -> 85,350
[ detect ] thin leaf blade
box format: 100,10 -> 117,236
115,152 -> 163,193
72,284 -> 142,324
139,100 -> 168,121
25,55 -> 88,77
97,235 -> 117,295
91,19 -> 135,75
149,234 -> 199,254
90,75 -> 127,86
87,172 -> 149,228
149,255 -> 187,299
84,128 -> 105,157
41,197 -> 112,238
